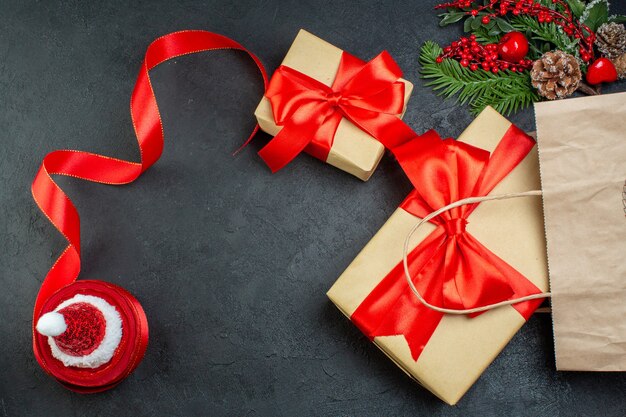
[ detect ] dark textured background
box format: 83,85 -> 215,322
1,1 -> 625,416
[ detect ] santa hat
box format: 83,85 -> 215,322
36,294 -> 122,369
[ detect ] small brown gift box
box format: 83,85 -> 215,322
327,107 -> 549,405
254,29 -> 413,181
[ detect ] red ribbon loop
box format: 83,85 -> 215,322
352,125 -> 544,361
31,30 -> 268,391
258,51 -> 414,172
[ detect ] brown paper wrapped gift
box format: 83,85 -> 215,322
254,29 -> 413,181
327,107 -> 549,405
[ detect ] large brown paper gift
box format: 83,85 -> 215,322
254,29 -> 413,181
327,107 -> 549,405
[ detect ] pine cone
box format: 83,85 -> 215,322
611,52 -> 626,79
530,51 -> 581,100
595,23 -> 626,59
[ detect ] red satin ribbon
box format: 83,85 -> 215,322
351,126 -> 544,361
258,51 -> 415,172
31,30 -> 268,390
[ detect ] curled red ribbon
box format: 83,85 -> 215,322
258,50 -> 416,172
351,126 -> 544,361
31,30 -> 268,391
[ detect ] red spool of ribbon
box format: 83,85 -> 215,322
34,281 -> 149,393
31,30 -> 268,392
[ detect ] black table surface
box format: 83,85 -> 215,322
1,1 -> 625,416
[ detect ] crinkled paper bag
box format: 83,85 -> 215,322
535,92 -> 626,371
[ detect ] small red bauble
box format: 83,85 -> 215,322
586,58 -> 618,85
498,31 -> 529,63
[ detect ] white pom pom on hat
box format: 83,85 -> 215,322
36,312 -> 67,337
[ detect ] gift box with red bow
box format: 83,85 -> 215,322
255,30 -> 414,181
327,107 -> 549,405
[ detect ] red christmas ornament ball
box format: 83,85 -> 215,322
498,31 -> 529,63
586,58 -> 618,85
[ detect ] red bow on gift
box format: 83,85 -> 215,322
259,51 -> 416,172
351,126 -> 544,361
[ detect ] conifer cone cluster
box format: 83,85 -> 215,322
530,51 -> 581,100
595,23 -> 626,59
612,53 -> 626,79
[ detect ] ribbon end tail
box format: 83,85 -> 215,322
257,128 -> 310,174
232,125 -> 261,156
257,149 -> 287,174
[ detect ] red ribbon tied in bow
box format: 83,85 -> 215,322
351,126 -> 544,361
258,51 -> 415,172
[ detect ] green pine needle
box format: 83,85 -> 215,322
510,15 -> 580,59
419,41 -> 539,116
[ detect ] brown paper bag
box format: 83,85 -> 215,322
535,92 -> 626,371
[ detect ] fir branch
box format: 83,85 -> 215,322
510,15 -> 580,58
419,41 -> 539,116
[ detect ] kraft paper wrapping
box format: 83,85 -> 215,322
327,107 -> 549,405
535,93 -> 626,371
254,29 -> 414,181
